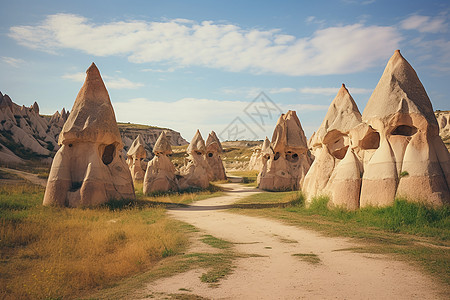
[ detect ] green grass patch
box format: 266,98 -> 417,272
105,183 -> 224,209
201,235 -> 233,249
235,190 -> 303,206
299,196 -> 450,239
228,170 -> 259,185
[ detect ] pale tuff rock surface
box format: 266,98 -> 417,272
152,131 -> 173,155
143,132 -> 178,194
258,111 -> 311,191
435,110 -> 450,150
43,63 -> 135,207
0,91 -> 69,163
248,146 -> 262,171
205,131 -> 227,181
256,137 -> 272,186
126,134 -> 147,182
304,50 -> 449,209
179,130 -> 210,189
359,50 -> 449,207
303,84 -> 363,210
248,137 -> 270,172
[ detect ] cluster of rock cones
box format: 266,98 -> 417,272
252,50 -> 449,208
43,63 -> 227,207
42,50 -> 448,208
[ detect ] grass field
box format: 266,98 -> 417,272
1,178 -> 449,298
227,170 -> 259,185
0,182 -> 222,299
231,192 -> 450,285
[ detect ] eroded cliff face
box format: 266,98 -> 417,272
118,123 -> 188,159
0,92 -> 187,164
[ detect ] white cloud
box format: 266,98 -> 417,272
104,76 -> 144,89
113,97 -> 327,140
299,86 -> 372,95
400,15 -> 448,33
62,72 -> 85,82
1,56 -> 25,67
62,72 -> 143,89
141,67 -> 177,73
268,87 -> 297,94
9,13 -> 401,76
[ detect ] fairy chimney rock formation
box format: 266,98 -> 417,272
359,49 -> 449,207
126,134 -> 147,182
179,130 -> 210,189
43,62 -> 135,207
248,145 -> 263,171
256,137 -> 272,185
205,131 -> 227,181
143,132 -> 178,194
258,111 -> 311,191
303,84 -> 363,209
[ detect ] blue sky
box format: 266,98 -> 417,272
0,0 -> 449,141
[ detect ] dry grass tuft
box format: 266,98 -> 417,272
0,183 -> 188,299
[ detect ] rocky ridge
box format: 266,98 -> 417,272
0,91 -> 187,164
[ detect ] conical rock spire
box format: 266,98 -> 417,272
153,132 -> 173,155
187,129 -> 206,154
127,134 -> 147,158
362,50 -> 437,126
206,131 -> 223,153
58,63 -> 122,146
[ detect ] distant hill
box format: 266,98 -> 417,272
0,91 -> 187,165
118,122 -> 188,158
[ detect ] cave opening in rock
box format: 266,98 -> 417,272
391,125 -> 417,136
102,144 -> 116,165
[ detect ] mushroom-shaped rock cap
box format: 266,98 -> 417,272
272,110 -> 308,153
58,63 -> 122,146
311,84 -> 362,146
127,134 -> 147,158
362,50 -> 437,125
153,132 -> 173,155
187,129 -> 206,154
206,131 -> 223,153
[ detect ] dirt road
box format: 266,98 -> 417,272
0,167 -> 47,187
141,183 -> 444,299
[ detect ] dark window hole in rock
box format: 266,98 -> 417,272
360,131 -> 380,150
391,125 -> 417,136
102,144 -> 116,165
274,152 -> 281,161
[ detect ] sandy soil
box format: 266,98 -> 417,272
140,183 -> 444,299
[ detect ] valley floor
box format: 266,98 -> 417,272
133,183 -> 446,299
